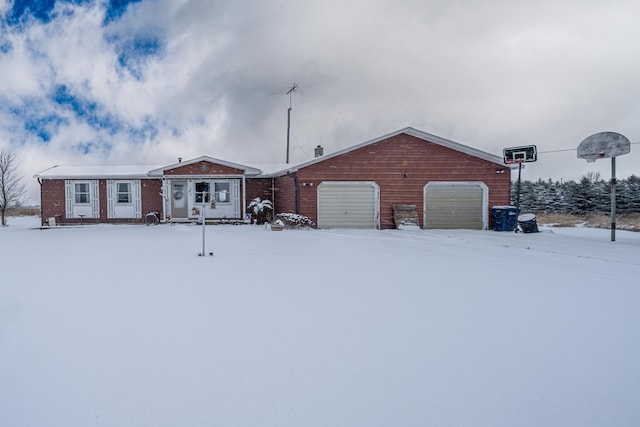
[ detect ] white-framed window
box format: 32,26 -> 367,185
74,182 -> 91,204
107,180 -> 141,219
215,182 -> 230,203
117,182 -> 132,204
195,181 -> 210,203
66,180 -> 99,218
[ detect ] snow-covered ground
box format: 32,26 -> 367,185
2,217 -> 640,427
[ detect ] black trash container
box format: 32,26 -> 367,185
518,213 -> 539,233
492,206 -> 519,231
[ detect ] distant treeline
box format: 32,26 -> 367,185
511,173 -> 640,215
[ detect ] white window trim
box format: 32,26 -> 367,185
65,180 -> 100,218
116,182 -> 133,205
74,182 -> 91,204
107,180 -> 142,219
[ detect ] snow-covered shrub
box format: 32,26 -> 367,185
247,198 -> 273,223
274,213 -> 316,229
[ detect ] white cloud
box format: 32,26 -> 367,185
2,0 -> 640,204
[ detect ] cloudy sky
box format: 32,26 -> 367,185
1,0 -> 639,203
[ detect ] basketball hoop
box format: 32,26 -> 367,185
576,131 -> 631,242
504,158 -> 524,165
581,153 -> 605,163
502,145 -> 537,233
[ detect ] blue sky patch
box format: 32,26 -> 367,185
5,100 -> 68,143
51,84 -> 121,133
6,0 -> 57,25
4,0 -> 92,26
104,0 -> 143,25
128,117 -> 159,143
0,39 -> 12,54
116,35 -> 163,79
3,0 -> 141,27
75,140 -> 112,154
24,114 -> 69,142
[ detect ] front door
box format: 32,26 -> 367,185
171,181 -> 188,219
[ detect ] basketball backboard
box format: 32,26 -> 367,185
503,145 -> 537,164
577,132 -> 630,163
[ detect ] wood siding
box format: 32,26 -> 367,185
293,133 -> 511,229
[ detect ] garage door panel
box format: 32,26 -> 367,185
317,182 -> 378,229
424,183 -> 486,230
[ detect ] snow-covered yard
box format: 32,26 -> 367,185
2,217 -> 640,426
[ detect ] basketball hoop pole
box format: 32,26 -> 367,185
577,132 -> 631,242
514,161 -> 523,233
611,157 -> 616,242
503,146 -> 537,233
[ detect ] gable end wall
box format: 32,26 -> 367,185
164,162 -> 244,176
292,133 -> 511,229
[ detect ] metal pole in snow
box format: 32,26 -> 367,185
202,201 -> 206,254
514,162 -> 522,233
199,191 -> 212,256
611,157 -> 616,242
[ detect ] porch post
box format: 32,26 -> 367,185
162,178 -> 167,221
242,174 -> 247,220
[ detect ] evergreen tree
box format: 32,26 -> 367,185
513,176 -> 640,215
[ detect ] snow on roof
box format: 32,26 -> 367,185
34,128 -> 511,180
34,165 -> 161,179
246,163 -> 294,176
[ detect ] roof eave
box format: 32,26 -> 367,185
36,174 -> 155,180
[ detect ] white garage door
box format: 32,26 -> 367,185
317,182 -> 379,229
424,182 -> 488,230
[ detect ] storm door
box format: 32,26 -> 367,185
171,181 -> 188,219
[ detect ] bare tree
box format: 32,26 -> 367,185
584,171 -> 602,183
0,149 -> 27,226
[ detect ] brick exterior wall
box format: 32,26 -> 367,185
290,133 -> 511,229
245,176 -> 300,219
141,180 -> 163,219
245,178 -> 273,203
38,134 -> 510,229
40,179 -> 66,226
273,174 -> 297,214
40,178 -> 163,225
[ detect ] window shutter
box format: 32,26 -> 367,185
65,180 -> 73,218
107,180 -> 115,218
133,180 -> 142,218
91,180 -> 100,218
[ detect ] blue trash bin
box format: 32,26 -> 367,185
492,206 -> 519,231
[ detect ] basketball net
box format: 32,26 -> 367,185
580,153 -> 605,163
504,158 -> 524,165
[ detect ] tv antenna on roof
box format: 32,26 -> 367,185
285,83 -> 297,164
